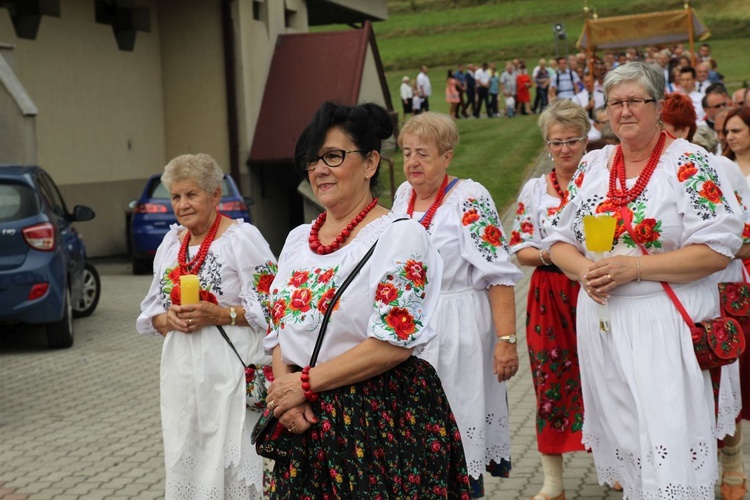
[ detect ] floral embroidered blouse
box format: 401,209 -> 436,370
544,139 -> 743,263
136,220 -> 277,337
392,179 -> 522,291
509,174 -> 570,254
263,213 -> 443,367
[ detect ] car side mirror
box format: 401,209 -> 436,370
244,196 -> 255,207
127,200 -> 137,211
72,205 -> 96,222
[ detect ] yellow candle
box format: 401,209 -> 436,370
180,275 -> 200,305
583,214 -> 617,253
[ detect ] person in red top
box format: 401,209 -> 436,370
516,64 -> 532,116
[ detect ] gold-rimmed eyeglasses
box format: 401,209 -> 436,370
547,137 -> 586,149
304,149 -> 369,170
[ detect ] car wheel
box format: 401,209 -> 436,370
132,255 -> 152,275
47,287 -> 74,348
73,262 -> 101,318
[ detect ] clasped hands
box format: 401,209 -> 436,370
266,372 -> 317,434
582,255 -> 639,305
165,302 -> 218,334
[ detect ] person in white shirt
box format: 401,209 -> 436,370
695,62 -> 712,95
549,56 -> 580,100
679,66 -> 705,124
417,65 -> 432,112
474,62 -> 491,118
400,76 -> 414,119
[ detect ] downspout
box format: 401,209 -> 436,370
221,0 -> 241,186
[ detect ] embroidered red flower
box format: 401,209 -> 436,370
199,289 -> 218,304
700,180 -> 723,203
574,171 -> 584,188
677,162 -> 698,182
404,260 -> 427,288
256,273 -> 274,294
462,209 -> 480,226
385,307 -> 416,340
289,270 -> 310,287
171,284 -> 181,305
547,207 -> 558,217
318,268 -> 335,284
262,365 -> 274,382
596,200 -> 618,214
634,218 -> 660,243
482,225 -> 502,247
375,282 -> 399,304
509,230 -> 523,246
723,283 -> 741,303
168,267 -> 182,284
290,288 -> 312,312
711,320 -> 728,343
271,298 -> 287,325
516,202 -> 526,215
521,221 -> 534,234
317,287 -> 336,313
743,224 -> 750,240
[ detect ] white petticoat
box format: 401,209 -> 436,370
419,287 -> 512,479
161,326 -> 267,499
577,279 -> 718,500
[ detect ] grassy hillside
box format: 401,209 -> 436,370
337,0 -> 750,212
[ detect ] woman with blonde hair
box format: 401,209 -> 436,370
393,111 -> 523,497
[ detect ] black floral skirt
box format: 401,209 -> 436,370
269,356 -> 471,499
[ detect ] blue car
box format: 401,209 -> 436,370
0,165 -> 100,348
129,173 -> 252,274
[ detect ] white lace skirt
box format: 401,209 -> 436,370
419,287 -> 511,479
160,326 -> 267,499
577,279 -> 718,500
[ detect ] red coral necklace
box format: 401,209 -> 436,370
607,131 -> 666,207
178,209 -> 223,275
309,197 -> 379,255
407,174 -> 449,229
549,169 -> 568,202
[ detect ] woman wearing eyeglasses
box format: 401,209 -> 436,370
545,62 -> 744,499
392,112 -> 523,498
508,99 -> 589,500
263,102 -> 470,498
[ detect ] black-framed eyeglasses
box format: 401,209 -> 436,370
303,149 -> 369,170
605,98 -> 656,109
547,137 -> 586,149
705,102 -> 729,110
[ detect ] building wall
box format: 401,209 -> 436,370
0,0 -> 166,256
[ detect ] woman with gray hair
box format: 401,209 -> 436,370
510,99 -> 589,500
545,62 -> 744,498
137,153 -> 277,499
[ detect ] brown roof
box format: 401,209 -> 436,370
247,21 -> 391,166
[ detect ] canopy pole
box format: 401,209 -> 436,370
584,18 -> 594,78
686,5 -> 696,66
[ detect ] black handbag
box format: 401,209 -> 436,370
250,237 -> 380,461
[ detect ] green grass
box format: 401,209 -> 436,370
362,0 -> 750,213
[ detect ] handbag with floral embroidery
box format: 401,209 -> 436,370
216,324 -> 272,413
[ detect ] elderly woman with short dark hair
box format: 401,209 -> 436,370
545,62 -> 744,498
137,153 -> 277,499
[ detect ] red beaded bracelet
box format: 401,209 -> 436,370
300,365 -> 319,402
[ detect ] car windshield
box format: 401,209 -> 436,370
149,178 -> 231,199
0,183 -> 38,222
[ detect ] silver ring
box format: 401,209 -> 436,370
189,318 -> 193,325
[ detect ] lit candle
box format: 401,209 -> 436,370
180,275 -> 200,305
582,214 -> 617,333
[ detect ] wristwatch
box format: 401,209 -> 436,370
497,335 -> 517,344
229,307 -> 237,326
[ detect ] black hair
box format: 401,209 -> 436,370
702,82 -> 729,107
447,69 -> 453,79
294,101 -> 394,193
680,66 -> 696,78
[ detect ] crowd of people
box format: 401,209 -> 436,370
135,41 -> 750,500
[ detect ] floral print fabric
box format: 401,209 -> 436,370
263,214 -> 443,367
269,357 -> 470,499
